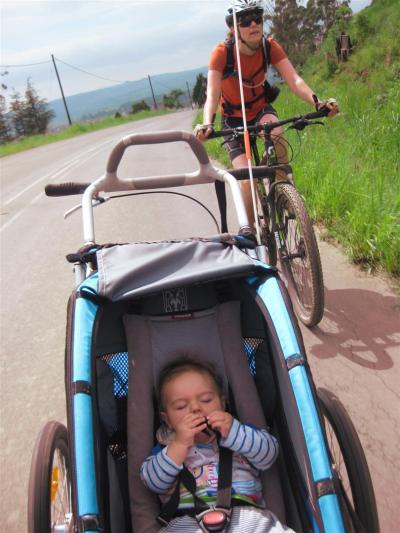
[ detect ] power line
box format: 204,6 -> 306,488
0,60 -> 51,68
53,56 -> 131,84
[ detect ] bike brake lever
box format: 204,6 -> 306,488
63,196 -> 108,219
290,119 -> 325,131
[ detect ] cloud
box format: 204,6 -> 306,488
1,0 -> 226,99
2,0 -> 371,101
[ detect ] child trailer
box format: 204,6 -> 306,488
28,131 -> 379,533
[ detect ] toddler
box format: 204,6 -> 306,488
140,358 -> 294,532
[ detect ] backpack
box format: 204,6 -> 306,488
221,36 -> 280,115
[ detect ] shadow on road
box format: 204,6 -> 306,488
309,287 -> 400,370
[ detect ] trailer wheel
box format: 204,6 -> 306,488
28,421 -> 73,533
318,388 -> 379,533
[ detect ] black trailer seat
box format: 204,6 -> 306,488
123,300 -> 286,533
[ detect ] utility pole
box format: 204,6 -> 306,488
148,75 -> 158,110
51,54 -> 72,126
186,81 -> 193,109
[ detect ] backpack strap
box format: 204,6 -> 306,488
222,39 -> 235,80
220,36 -> 273,114
222,36 -> 269,81
263,37 -> 271,68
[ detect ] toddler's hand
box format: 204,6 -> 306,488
173,413 -> 207,448
206,411 -> 233,439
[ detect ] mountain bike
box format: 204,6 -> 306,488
209,108 -> 329,327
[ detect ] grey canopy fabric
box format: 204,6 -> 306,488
97,241 -> 266,302
123,301 -> 285,533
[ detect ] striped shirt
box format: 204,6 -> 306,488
140,418 -> 278,509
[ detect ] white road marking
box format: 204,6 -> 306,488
0,189 -> 46,232
0,142 -> 114,234
3,154 -> 83,206
2,135 -> 117,207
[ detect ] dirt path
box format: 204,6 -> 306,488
299,235 -> 400,531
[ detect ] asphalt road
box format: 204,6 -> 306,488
1,109 -> 399,531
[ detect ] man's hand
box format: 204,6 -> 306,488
317,97 -> 339,118
193,123 -> 214,142
206,410 -> 233,439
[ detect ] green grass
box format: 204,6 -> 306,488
0,109 -> 172,158
193,0 -> 400,277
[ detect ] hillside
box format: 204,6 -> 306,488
205,0 -> 399,276
290,0 -> 400,276
48,66 -> 208,128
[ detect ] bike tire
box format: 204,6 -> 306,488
27,421 -> 73,533
317,388 -> 379,533
275,183 -> 324,326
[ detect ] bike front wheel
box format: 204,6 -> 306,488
275,183 -> 324,326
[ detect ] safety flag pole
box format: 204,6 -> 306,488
232,1 -> 261,245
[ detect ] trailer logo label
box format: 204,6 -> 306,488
163,288 -> 188,313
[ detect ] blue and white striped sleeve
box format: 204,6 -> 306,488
140,446 -> 183,494
220,418 -> 279,470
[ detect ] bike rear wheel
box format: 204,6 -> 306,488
275,183 -> 324,326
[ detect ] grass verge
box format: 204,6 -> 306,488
194,82 -> 399,278
0,109 -> 172,158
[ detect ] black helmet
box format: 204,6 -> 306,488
225,0 -> 264,27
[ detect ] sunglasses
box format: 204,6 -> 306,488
238,14 -> 263,27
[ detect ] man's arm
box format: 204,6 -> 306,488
274,57 -> 339,117
194,69 -> 222,141
203,69 -> 222,124
274,58 -> 316,107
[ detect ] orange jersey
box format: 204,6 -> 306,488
209,38 -> 287,120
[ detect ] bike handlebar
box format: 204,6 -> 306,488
44,130 -> 252,244
45,182 -> 92,197
106,130 -> 210,174
208,107 -> 330,139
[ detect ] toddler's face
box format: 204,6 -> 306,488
161,370 -> 224,431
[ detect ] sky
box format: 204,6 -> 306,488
1,0 -> 371,104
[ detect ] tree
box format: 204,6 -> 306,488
269,0 -> 343,65
1,70 -> 9,91
9,91 -> 26,137
192,73 -> 207,108
131,99 -> 150,114
163,89 -> 184,109
23,79 -> 54,134
0,95 -> 11,144
270,0 -> 305,65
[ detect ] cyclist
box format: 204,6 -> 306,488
194,0 -> 338,228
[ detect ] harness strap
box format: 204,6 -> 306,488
221,37 -> 271,114
157,442 -> 233,527
222,90 -> 267,113
216,445 -> 233,509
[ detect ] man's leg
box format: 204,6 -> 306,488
258,112 -> 290,182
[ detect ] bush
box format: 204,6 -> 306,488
131,100 -> 151,114
355,12 -> 373,42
